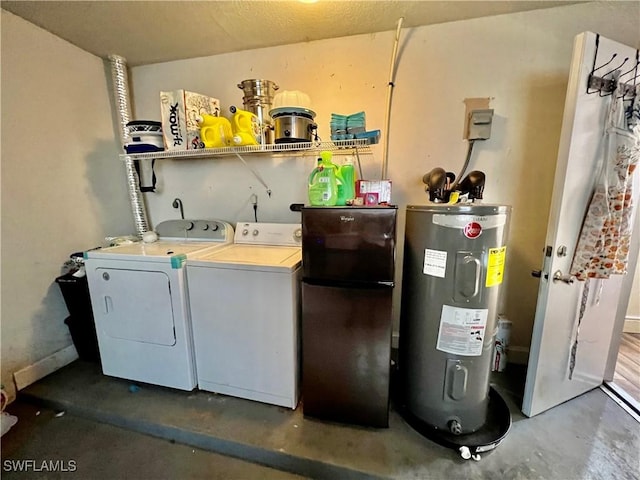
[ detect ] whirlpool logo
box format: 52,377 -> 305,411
340,216 -> 355,222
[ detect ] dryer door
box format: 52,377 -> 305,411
94,268 -> 176,346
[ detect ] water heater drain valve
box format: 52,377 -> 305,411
459,446 -> 482,461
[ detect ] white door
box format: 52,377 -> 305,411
522,32 -> 639,417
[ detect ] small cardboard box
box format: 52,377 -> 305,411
356,180 -> 392,204
160,90 -> 220,150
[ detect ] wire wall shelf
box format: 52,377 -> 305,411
120,139 -> 374,161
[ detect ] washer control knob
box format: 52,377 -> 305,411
294,228 -> 302,239
242,229 -> 249,236
185,221 -> 194,231
211,223 -> 219,231
201,224 -> 209,231
252,229 -> 259,236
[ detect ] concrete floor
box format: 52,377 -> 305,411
1,360 -> 639,480
2,401 -> 307,480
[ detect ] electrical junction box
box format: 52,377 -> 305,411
468,109 -> 494,140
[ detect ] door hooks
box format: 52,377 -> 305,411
587,33 -> 638,98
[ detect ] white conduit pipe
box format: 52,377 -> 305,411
108,54 -> 150,237
381,17 -> 404,180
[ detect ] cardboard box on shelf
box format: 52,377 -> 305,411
356,180 -> 392,204
160,90 -> 220,150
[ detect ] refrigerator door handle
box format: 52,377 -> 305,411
303,278 -> 394,289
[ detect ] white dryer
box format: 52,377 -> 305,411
187,222 -> 302,408
84,220 -> 233,390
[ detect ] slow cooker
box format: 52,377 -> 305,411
269,107 -> 318,144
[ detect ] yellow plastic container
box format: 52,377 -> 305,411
198,114 -> 233,148
230,107 -> 260,146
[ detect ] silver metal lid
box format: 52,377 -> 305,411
406,204 -> 511,215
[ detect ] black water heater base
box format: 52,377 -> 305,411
399,386 -> 511,460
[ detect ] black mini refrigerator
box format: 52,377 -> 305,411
301,206 -> 397,427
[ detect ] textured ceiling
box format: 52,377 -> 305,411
2,0 -> 585,66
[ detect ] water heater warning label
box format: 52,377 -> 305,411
423,249 -> 447,277
486,246 -> 506,287
436,305 -> 489,356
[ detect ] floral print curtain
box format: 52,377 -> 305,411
570,84 -> 640,280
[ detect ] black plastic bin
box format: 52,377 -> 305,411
55,272 -> 100,363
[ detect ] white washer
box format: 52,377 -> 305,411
84,220 -> 233,390
187,222 -> 302,408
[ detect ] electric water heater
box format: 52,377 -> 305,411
399,204 -> 511,434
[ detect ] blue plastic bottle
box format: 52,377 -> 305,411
308,151 -> 338,206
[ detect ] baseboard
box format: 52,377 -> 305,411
623,317 -> 640,334
507,346 -> 530,365
13,345 -> 79,391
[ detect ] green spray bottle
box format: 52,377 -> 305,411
308,151 -> 338,206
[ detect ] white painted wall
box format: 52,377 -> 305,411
0,11 -> 134,399
131,2 -> 640,355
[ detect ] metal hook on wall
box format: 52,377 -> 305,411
598,57 -> 629,97
618,75 -> 640,101
619,58 -> 639,80
618,65 -> 640,99
587,34 -> 633,97
592,53 -> 618,75
628,73 -> 640,84
172,198 -> 184,219
588,33 -> 639,100
616,51 -> 640,99
587,34 -> 607,94
600,57 -> 629,79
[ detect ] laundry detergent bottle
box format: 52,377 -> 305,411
308,151 -> 338,206
336,157 -> 356,206
198,114 -> 233,148
229,106 -> 260,146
